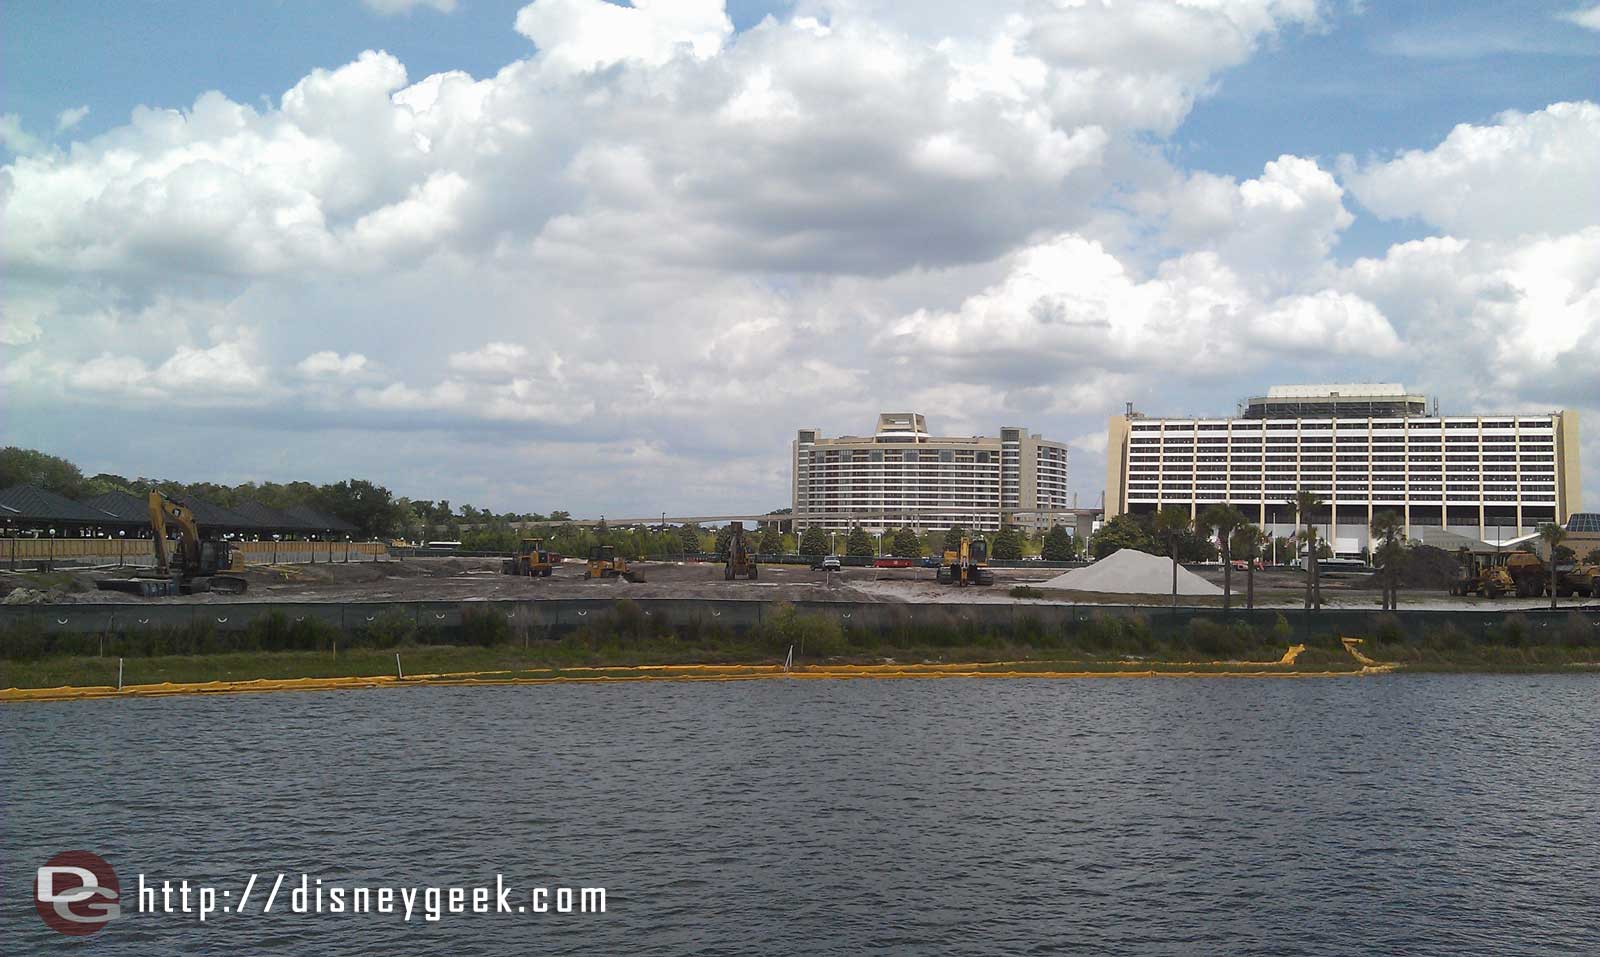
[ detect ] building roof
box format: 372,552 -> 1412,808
1264,383 -> 1409,399
231,500 -> 316,531
0,484 -> 122,525
282,504 -> 358,533
171,495 -> 261,530
82,491 -> 152,524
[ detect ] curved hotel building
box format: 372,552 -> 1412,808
793,413 -> 1070,532
1105,384 -> 1581,553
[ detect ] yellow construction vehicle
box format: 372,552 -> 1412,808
586,545 -> 643,582
724,525 -> 758,581
98,491 -> 248,596
503,537 -> 555,577
936,536 -> 994,586
1449,549 -> 1514,598
1554,559 -> 1599,598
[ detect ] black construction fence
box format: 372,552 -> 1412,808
2,599 -> 1596,659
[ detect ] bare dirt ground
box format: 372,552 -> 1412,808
3,557 -> 1594,611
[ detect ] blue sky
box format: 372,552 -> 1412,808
3,1 -> 1597,514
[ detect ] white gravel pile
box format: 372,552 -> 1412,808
1041,548 -> 1223,595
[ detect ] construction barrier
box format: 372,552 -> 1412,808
1,597 -> 1595,642
1,538 -> 387,569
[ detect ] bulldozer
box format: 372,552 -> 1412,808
503,537 -> 555,578
724,525 -> 758,581
936,536 -> 994,586
585,545 -> 644,582
97,491 -> 249,596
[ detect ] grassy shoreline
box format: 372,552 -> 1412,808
4,638 -> 1598,698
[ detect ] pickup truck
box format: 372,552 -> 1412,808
811,556 -> 842,572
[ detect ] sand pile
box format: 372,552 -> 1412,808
1041,549 -> 1223,595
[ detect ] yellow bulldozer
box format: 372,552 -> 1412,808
586,545 -> 644,582
936,536 -> 994,586
503,537 -> 555,578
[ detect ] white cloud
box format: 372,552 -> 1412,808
297,351 -> 370,376
1559,4 -> 1600,30
0,114 -> 42,154
55,106 -> 90,133
514,0 -> 732,73
1342,101 -> 1600,239
448,342 -> 529,375
362,0 -> 458,15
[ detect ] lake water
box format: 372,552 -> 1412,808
4,676 -> 1598,954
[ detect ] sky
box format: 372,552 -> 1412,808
3,0 -> 1598,517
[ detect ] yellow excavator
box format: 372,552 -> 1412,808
936,536 -> 994,586
585,545 -> 644,582
97,492 -> 249,596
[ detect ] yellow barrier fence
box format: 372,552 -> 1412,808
1,538 -> 386,566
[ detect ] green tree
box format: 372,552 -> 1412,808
991,526 -> 1022,560
943,526 -> 966,551
716,523 -> 741,557
1041,525 -> 1074,561
1586,547 -> 1600,566
1292,490 -> 1323,610
759,527 -> 784,554
1201,504 -> 1247,612
1089,513 -> 1155,559
1370,511 -> 1406,611
678,525 -> 703,553
1538,522 -> 1567,610
1230,523 -> 1267,610
0,447 -> 86,496
799,527 -> 829,557
1153,507 -> 1192,609
892,527 -> 922,557
845,527 -> 874,558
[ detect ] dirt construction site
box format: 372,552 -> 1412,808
4,555 -> 1594,611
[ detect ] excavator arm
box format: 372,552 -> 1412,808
148,491 -> 203,578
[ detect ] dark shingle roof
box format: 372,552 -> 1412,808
82,491 -> 152,524
231,500 -> 316,531
169,495 -> 260,531
283,504 -> 358,533
0,485 -> 120,524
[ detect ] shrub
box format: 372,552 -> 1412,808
1009,585 -> 1044,599
760,602 -> 844,658
460,606 -> 512,647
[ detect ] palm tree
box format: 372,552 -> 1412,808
1230,523 -> 1267,610
1292,490 -> 1323,611
1201,504 -> 1247,612
1370,511 -> 1406,611
1153,506 -> 1193,609
1537,522 -> 1567,610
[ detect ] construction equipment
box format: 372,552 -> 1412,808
1554,560 -> 1600,598
97,492 -> 248,596
936,536 -> 993,586
585,545 -> 643,582
1448,548 -> 1514,598
1505,551 -> 1549,598
502,537 -> 555,578
724,526 -> 758,581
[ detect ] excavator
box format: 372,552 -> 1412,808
936,536 -> 994,586
97,491 -> 249,596
724,525 -> 759,581
585,545 -> 644,582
